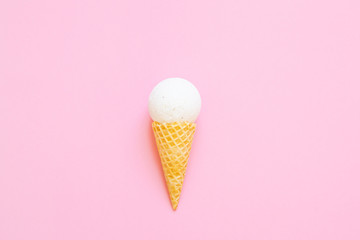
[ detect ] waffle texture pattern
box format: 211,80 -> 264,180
152,121 -> 196,210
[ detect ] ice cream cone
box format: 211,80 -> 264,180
152,121 -> 196,210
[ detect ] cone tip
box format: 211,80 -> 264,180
172,202 -> 178,211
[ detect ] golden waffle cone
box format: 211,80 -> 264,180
152,121 -> 196,210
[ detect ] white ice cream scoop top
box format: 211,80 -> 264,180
148,78 -> 201,123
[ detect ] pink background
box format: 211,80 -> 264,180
1,0 -> 360,239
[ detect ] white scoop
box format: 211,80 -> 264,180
148,78 -> 201,123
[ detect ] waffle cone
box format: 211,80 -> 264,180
152,121 -> 196,210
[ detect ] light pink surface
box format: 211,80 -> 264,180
1,0 -> 360,239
